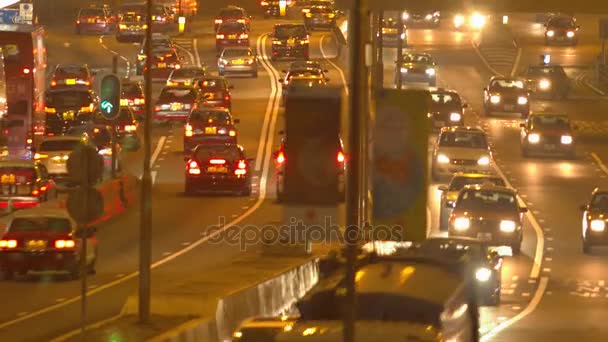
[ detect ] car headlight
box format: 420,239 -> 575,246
426,68 -> 436,76
400,67 -> 408,73
528,133 -> 540,143
477,156 -> 490,165
490,95 -> 500,104
454,217 -> 470,231
470,13 -> 486,29
517,96 -> 528,105
425,14 -> 433,20
437,154 -> 450,164
539,79 -> 551,90
402,12 -> 409,20
546,30 -> 555,37
567,31 -> 575,38
475,267 -> 492,282
454,14 -> 465,27
561,135 -> 573,145
449,112 -> 461,122
500,220 -> 516,232
590,219 -> 606,232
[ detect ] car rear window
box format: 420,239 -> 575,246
287,69 -> 322,79
195,145 -> 240,161
274,25 -> 307,38
39,140 -> 80,152
0,167 -> 36,184
171,68 -> 205,78
449,176 -> 505,191
55,66 -> 87,77
121,83 -> 143,97
219,9 -> 244,18
9,217 -> 71,233
222,49 -> 252,58
121,13 -> 143,22
431,92 -> 461,106
199,79 -> 223,91
80,9 -> 104,17
159,88 -> 196,101
189,111 -> 231,124
46,91 -> 92,108
591,193 -> 608,210
439,131 -> 488,149
219,22 -> 246,32
401,54 -> 432,64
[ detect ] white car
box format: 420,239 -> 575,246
432,126 -> 494,181
166,66 -> 207,87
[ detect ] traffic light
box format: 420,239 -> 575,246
99,74 -> 121,120
284,86 -> 341,205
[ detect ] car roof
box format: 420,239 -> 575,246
429,87 -> 459,95
451,172 -> 502,180
0,160 -> 37,168
47,87 -> 91,94
40,135 -> 84,142
462,183 -> 515,194
11,208 -> 73,220
439,126 -> 485,134
274,23 -> 306,28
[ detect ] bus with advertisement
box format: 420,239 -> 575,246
0,24 -> 46,158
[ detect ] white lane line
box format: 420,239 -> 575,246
319,35 -> 349,95
510,47 -> 522,77
0,32 -> 283,333
582,77 -> 606,96
591,152 -> 608,176
481,277 -> 548,341
175,40 -> 196,66
98,36 -> 131,77
151,170 -> 158,185
151,136 -> 166,166
192,38 -> 202,67
471,40 -> 504,77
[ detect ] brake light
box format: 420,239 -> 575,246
40,186 -> 48,192
55,239 -> 76,249
32,189 -> 40,196
237,19 -> 246,23
76,19 -> 81,24
229,130 -> 236,137
210,159 -> 226,165
277,151 -> 285,164
187,160 -> 201,174
34,153 -> 48,160
80,103 -> 94,112
224,95 -> 230,101
134,98 -> 144,105
26,138 -> 33,145
51,80 -> 57,87
124,124 -> 137,132
216,34 -> 225,39
0,239 -> 17,249
44,106 -> 56,113
185,124 -> 193,137
337,151 -> 345,163
22,68 -> 31,74
239,33 -> 249,39
261,1 -> 269,5
238,160 -> 247,169
154,105 -> 161,112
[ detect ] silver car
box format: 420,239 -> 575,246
218,47 -> 258,78
167,66 -> 207,87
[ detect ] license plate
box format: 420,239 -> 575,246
157,62 -> 167,68
228,35 -> 237,39
205,127 -> 217,134
204,93 -> 215,100
287,39 -> 295,46
27,240 -> 47,251
207,166 -> 227,173
63,112 -> 75,120
87,19 -> 95,23
477,233 -> 492,241
232,59 -> 244,65
504,104 -> 514,110
170,103 -> 182,111
66,79 -> 76,85
53,159 -> 65,165
545,144 -> 556,150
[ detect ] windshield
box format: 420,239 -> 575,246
0,167 -> 36,184
80,9 -> 104,16
274,25 -> 307,38
490,79 -> 524,89
121,83 -> 142,97
449,177 -> 505,191
457,190 -> 518,211
9,217 -> 71,233
591,193 -> 608,210
219,22 -> 246,32
402,55 -> 432,64
219,9 -> 244,18
287,69 -> 322,80
530,115 -> 570,129
195,145 -> 240,161
39,140 -> 80,152
158,88 -> 196,102
526,67 -> 562,77
310,7 -> 332,13
439,131 -> 488,149
290,61 -> 321,70
222,49 -> 252,58
171,68 -> 205,78
382,19 -> 399,28
55,66 -> 87,77
46,92 -> 92,108
289,78 -> 325,87
431,92 -> 461,107
549,17 -> 574,27
190,111 -> 231,124
419,240 -> 485,260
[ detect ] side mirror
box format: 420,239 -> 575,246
580,204 -> 588,211
234,118 -> 240,124
438,185 -> 448,192
520,123 -> 526,128
519,207 -> 528,213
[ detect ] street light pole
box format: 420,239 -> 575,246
138,0 -> 153,324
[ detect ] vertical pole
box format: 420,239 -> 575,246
139,0 -> 153,325
111,127 -> 117,178
377,11 -> 384,89
79,149 -> 89,340
396,14 -> 404,89
112,55 -> 118,75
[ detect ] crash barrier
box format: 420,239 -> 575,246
477,23 -> 518,48
151,259 -> 319,342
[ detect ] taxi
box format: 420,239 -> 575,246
303,6 -> 337,30
580,188 -> 608,253
43,88 -> 99,136
0,160 -> 57,210
214,6 -> 251,32
120,79 -> 145,120
483,76 -> 530,117
216,22 -> 249,52
135,34 -> 176,75
154,86 -> 203,122
0,208 -> 98,279
50,64 -> 94,89
378,17 -> 407,47
116,12 -> 147,42
544,14 -> 579,45
428,88 -> 466,129
438,173 -> 506,231
183,108 -> 239,151
196,77 -> 234,110
261,0 -> 292,18
217,47 -> 258,78
184,143 -> 253,196
522,64 -> 570,100
271,24 -> 310,61
149,48 -> 182,81
75,6 -> 115,34
95,107 -> 140,151
431,126 -> 494,181
167,66 -> 207,87
395,52 -> 436,87
520,112 -> 575,158
149,4 -> 174,33
448,183 -> 527,255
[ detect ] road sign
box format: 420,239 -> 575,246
99,75 -> 121,120
66,187 -> 104,225
19,3 -> 33,23
67,144 -> 104,186
0,9 -> 18,24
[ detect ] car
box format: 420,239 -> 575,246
96,107 -> 140,150
214,6 -> 251,32
0,208 -> 97,279
520,112 -> 575,158
167,66 -> 207,87
135,34 -> 176,75
580,188 -> 608,253
437,173 -> 506,231
303,6 -> 337,30
195,77 -> 234,110
75,6 -> 115,34
154,86 -> 203,123
280,75 -> 328,106
43,88 -> 98,136
544,14 -> 579,45
148,4 -> 175,33
280,67 -> 329,102
50,64 -> 94,89
232,317 -> 297,341
33,136 -> 91,183
120,79 -> 145,120
215,22 -> 249,52
271,24 -> 310,61
448,183 -> 527,255
0,160 -> 57,210
418,237 -> 503,305
483,77 -> 530,117
431,126 -> 494,181
116,11 -> 147,42
402,9 -> 440,28
260,0 -> 282,18
378,17 -> 407,48
148,48 -> 182,80
428,88 -> 466,129
184,143 -> 252,196
218,47 -> 258,78
183,108 -> 239,151
395,52 -> 436,87
273,135 -> 345,202
452,10 -> 488,31
65,124 -> 122,171
522,64 -> 570,100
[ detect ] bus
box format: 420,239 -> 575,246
0,24 -> 46,157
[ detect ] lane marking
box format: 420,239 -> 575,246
151,170 -> 158,185
98,36 -> 131,77
1,31 -> 284,334
510,47 -> 522,77
591,152 -> 608,176
175,40 -> 196,66
481,277 -> 548,341
471,40 -> 504,77
151,136 -> 166,166
319,35 -> 349,95
192,38 -> 202,67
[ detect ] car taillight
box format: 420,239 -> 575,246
216,34 -> 225,39
23,68 -> 31,74
76,19 -> 81,24
337,151 -> 345,163
26,138 -> 33,145
54,239 -> 76,249
40,186 -> 48,192
277,151 -> 285,164
215,19 -> 222,24
239,33 -> 249,39
187,160 -> 201,174
229,130 -> 236,137
185,124 -> 193,137
34,153 -> 48,160
235,160 -> 247,175
237,19 -> 246,23
210,158 -> 226,165
154,105 -> 161,112
261,1 -> 269,5
224,94 -> 230,101
124,125 -> 137,132
0,239 -> 17,249
31,189 -> 40,196
134,98 -> 144,105
51,80 -> 57,87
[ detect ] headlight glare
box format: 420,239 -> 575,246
490,95 -> 500,104
546,30 -> 555,37
590,219 -> 606,232
454,217 -> 470,231
561,135 -> 573,144
539,79 -> 551,90
500,220 -> 516,232
437,154 -> 450,164
400,67 -> 408,73
449,112 -> 461,122
528,133 -> 540,143
475,267 -> 492,282
567,31 -> 575,38
517,96 -> 528,105
477,156 -> 490,165
426,68 -> 436,76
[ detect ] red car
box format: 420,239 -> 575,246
0,209 -> 98,279
183,108 -> 239,151
120,79 -> 145,119
50,64 -> 94,89
75,7 -> 115,34
0,160 -> 57,210
214,6 -> 251,31
196,77 -> 233,110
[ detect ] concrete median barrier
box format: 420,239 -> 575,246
474,23 -> 519,76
